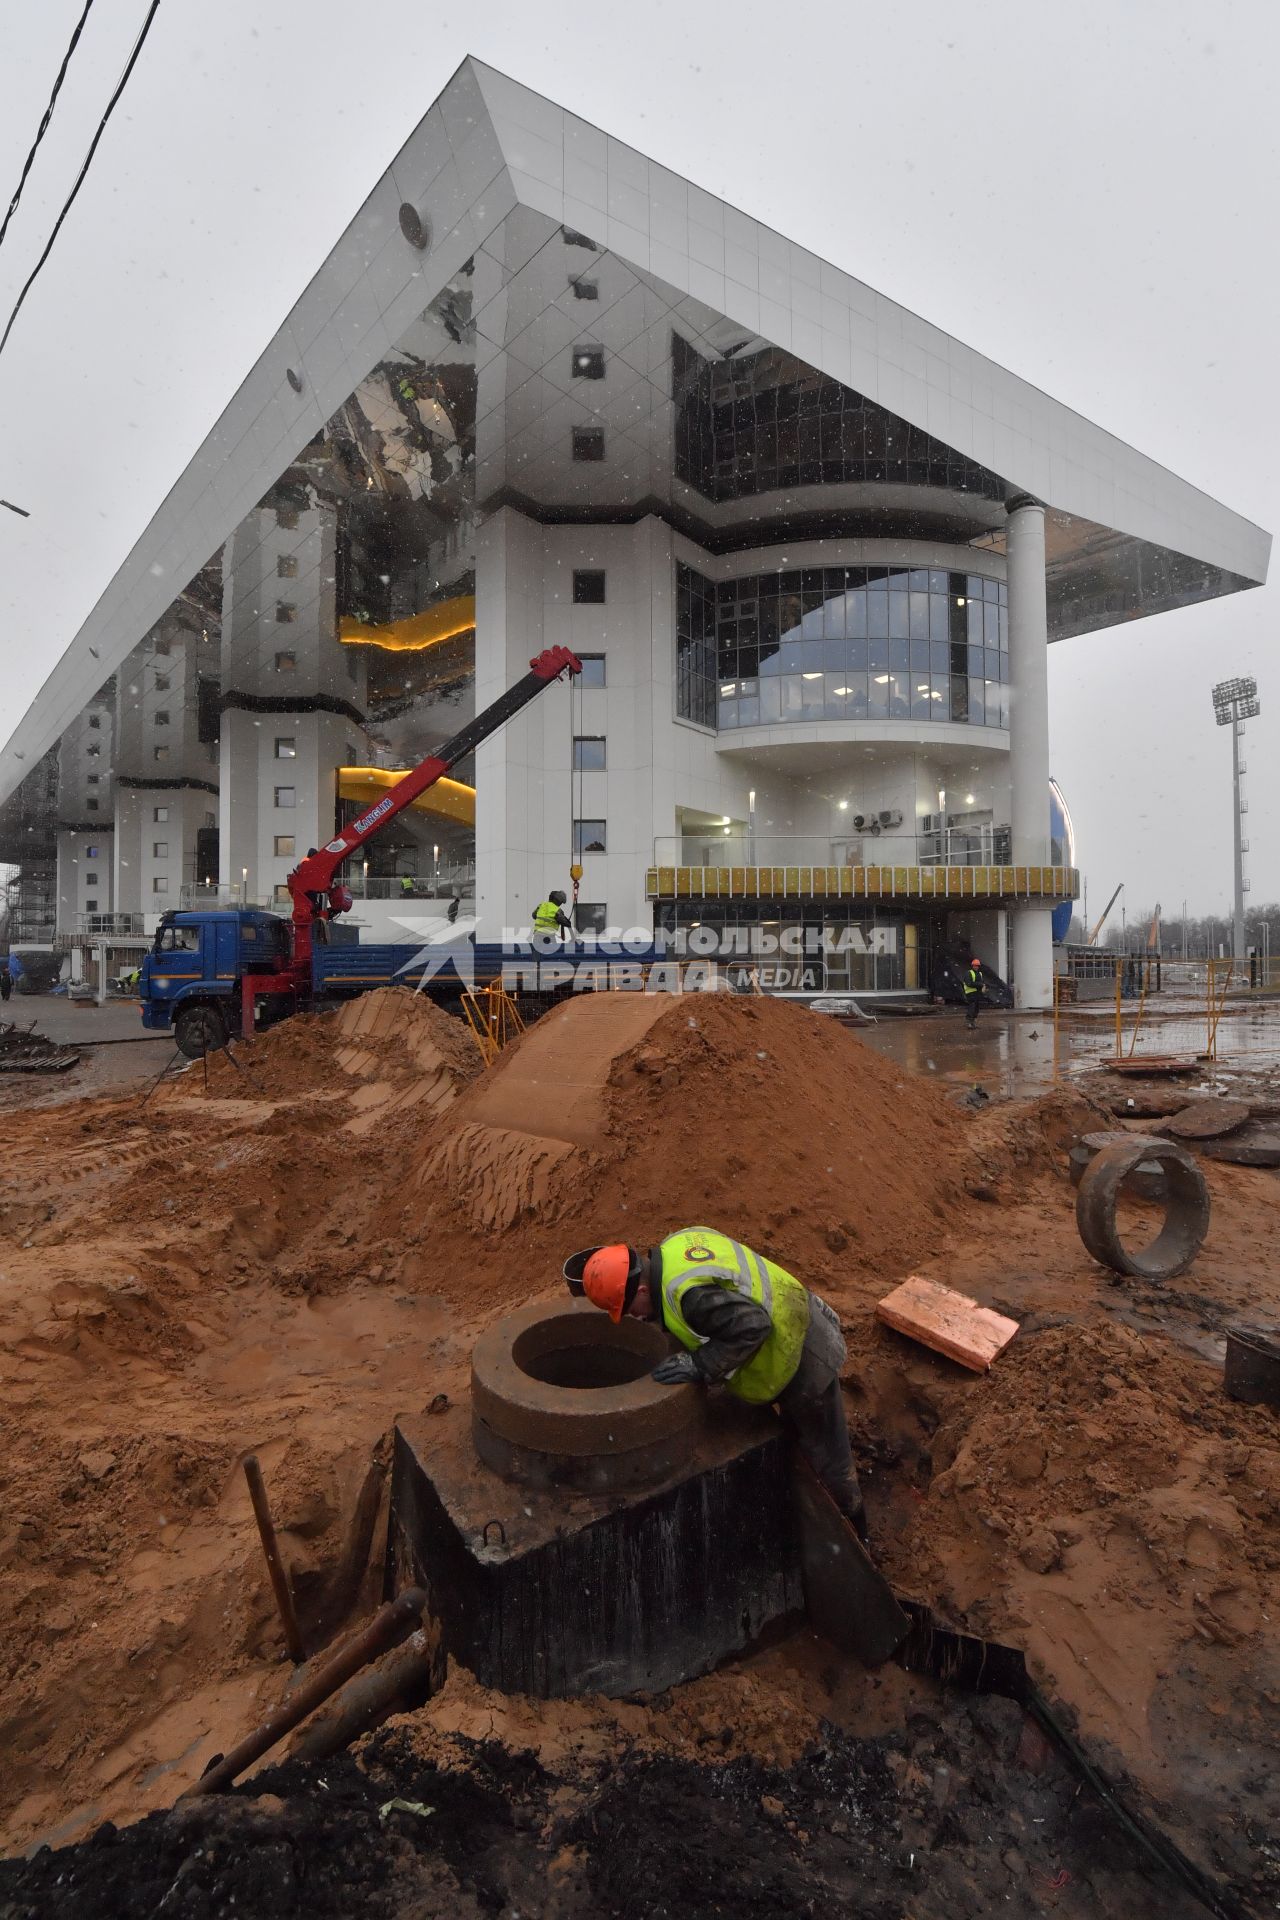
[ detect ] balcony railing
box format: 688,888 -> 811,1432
657,831 -> 1063,869
76,912 -> 148,936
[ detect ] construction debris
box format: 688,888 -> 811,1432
875,1275 -> 1019,1372
1154,1098 -> 1252,1141
0,1020 -> 80,1074
1075,1135 -> 1209,1279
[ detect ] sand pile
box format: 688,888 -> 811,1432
418,993 -> 973,1313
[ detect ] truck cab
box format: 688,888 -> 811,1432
139,910 -> 292,1056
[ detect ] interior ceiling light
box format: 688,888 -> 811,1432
802,671 -> 822,680
956,596 -> 966,607
837,799 -> 849,810
338,594 -> 476,653
833,686 -> 851,695
873,674 -> 889,684
965,792 -> 976,803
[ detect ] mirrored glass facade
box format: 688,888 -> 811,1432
677,563 -> 1008,730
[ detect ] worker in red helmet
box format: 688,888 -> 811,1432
563,1229 -> 865,1538
963,953 -> 985,1029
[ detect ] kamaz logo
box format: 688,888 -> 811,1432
353,796 -> 395,835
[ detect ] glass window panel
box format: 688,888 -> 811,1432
867,590 -> 889,640
889,634 -> 910,670
907,568 -> 930,591
930,640 -> 950,674
969,677 -> 986,724
910,638 -> 931,672
888,672 -> 910,718
998,602 -> 1008,648
950,674 -> 969,724
869,672 -> 890,718
846,676 -> 870,718
929,591 -> 950,640
846,590 -> 867,638
781,675 -> 804,720
737,696 -> 759,725
823,636 -> 849,670
929,570 -> 948,595
967,575 -> 985,602
889,592 -> 910,640
869,633 -> 889,671
573,736 -> 606,769
887,568 -> 909,592
911,677 -> 932,718
848,635 -> 869,671
967,602 -> 984,645
759,677 -> 782,723
968,644 -> 984,675
823,596 -> 846,638
578,654 -> 606,687
718,698 -> 738,728
984,601 -> 1000,644
983,577 -> 999,601
908,591 -> 930,638
825,672 -> 853,712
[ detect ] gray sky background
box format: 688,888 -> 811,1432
0,0 -> 1275,924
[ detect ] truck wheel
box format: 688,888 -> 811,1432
175,1004 -> 228,1060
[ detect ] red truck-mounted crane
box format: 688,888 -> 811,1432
235,645 -> 582,1039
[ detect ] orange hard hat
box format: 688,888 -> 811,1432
582,1244 -> 636,1322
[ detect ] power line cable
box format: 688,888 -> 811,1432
0,0 -> 161,363
0,0 -> 96,255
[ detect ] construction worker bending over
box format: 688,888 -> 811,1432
532,889 -> 573,941
963,954 -> 985,1029
565,1228 -> 866,1537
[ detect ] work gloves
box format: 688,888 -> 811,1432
650,1352 -> 700,1386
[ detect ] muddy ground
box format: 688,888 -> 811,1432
0,989 -> 1276,1916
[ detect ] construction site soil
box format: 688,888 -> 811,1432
0,987 -> 1276,1917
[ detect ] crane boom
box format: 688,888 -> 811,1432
1087,883 -> 1124,946
286,645 -> 581,968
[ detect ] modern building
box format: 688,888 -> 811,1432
0,60 -> 1269,1007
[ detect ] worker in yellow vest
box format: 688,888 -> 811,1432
565,1226 -> 865,1536
532,890 -> 573,941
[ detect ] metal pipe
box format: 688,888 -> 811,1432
242,1455 -> 305,1665
178,1586 -> 428,1799
284,1629 -> 434,1764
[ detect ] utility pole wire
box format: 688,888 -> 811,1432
0,0 -> 97,255
0,0 -> 161,363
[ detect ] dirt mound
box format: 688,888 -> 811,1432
418,994 -> 972,1306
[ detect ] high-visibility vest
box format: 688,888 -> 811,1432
963,967 -> 981,997
656,1225 -> 810,1404
532,899 -> 563,932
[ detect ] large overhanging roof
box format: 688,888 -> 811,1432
0,55 -> 1269,809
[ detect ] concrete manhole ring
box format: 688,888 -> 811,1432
471,1298 -> 700,1491
1075,1135 -> 1209,1280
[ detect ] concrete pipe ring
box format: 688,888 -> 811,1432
1075,1135 -> 1209,1280
471,1298 -> 701,1493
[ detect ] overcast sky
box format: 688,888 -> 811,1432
0,0 -> 1275,921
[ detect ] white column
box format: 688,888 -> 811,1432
1006,498 -> 1054,1011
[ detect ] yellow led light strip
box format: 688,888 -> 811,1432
337,767 -> 475,827
338,593 -> 476,653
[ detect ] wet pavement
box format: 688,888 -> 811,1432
856,1000 -> 1280,1099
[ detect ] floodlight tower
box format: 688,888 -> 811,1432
1212,676 -> 1260,959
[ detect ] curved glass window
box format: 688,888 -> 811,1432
677,563 -> 1008,730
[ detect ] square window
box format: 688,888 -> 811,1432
573,570 -> 606,604
572,345 -> 605,379
152,876 -> 168,894
154,674 -> 170,692
274,786 -> 295,808
577,653 -> 606,687
153,806 -> 169,823
154,746 -> 170,762
87,773 -> 99,785
86,797 -> 99,810
274,737 -> 296,758
274,835 -> 295,857
273,883 -> 291,906
154,637 -> 171,657
86,844 -> 99,858
154,710 -> 170,725
85,872 -> 98,885
573,818 -> 607,856
572,427 -> 605,462
87,743 -> 100,757
571,277 -> 599,300
85,899 -> 97,912
276,603 -> 297,624
153,841 -> 169,858
88,714 -> 101,730
575,901 -> 607,935
276,505 -> 299,529
573,735 -> 606,770
275,650 -> 297,672
277,554 -> 298,578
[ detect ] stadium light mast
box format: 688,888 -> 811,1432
1212,675 -> 1260,959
